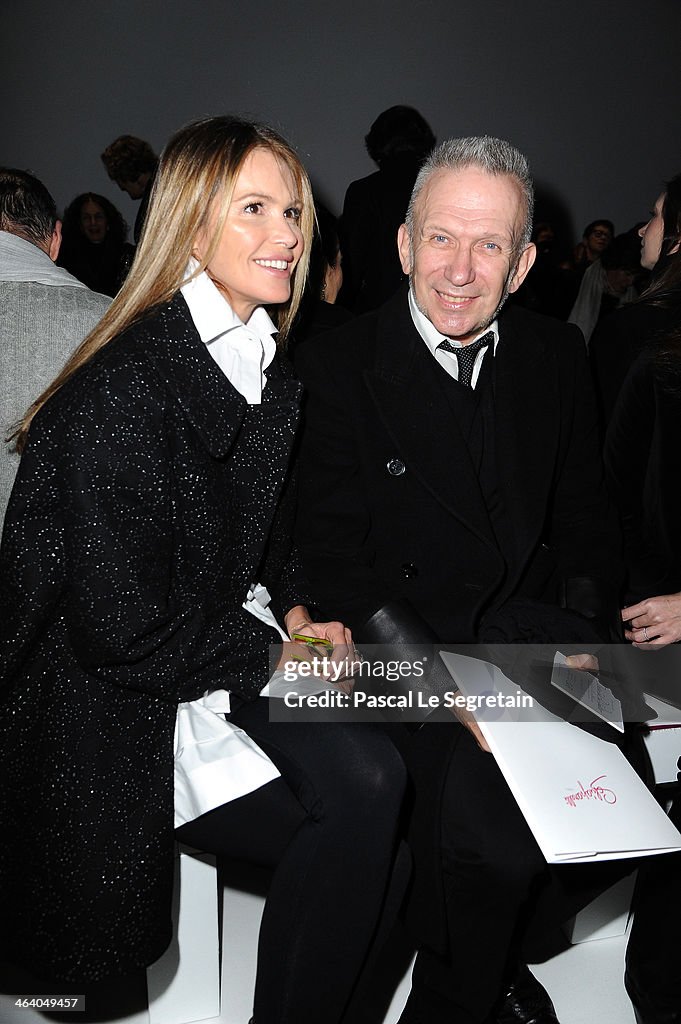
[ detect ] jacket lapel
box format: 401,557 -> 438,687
493,307 -> 559,569
365,295 -> 497,551
141,293 -> 301,459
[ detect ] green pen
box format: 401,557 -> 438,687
291,632 -> 334,655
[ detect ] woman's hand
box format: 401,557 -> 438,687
282,605 -> 356,692
284,605 -> 352,649
622,593 -> 681,648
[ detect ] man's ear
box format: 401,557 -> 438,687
397,223 -> 411,275
48,220 -> 62,262
508,242 -> 536,294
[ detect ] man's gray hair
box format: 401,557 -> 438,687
405,136 -> 534,255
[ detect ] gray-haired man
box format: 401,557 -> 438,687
296,137 -> 621,1023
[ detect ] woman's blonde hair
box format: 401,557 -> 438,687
14,115 -> 314,451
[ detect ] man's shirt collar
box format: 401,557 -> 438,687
407,286 -> 499,354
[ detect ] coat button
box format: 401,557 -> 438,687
401,562 -> 418,579
387,458 -> 406,476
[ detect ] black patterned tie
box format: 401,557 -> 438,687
438,330 -> 494,388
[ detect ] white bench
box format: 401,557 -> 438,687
142,703 -> 680,1024
146,847 -> 221,1024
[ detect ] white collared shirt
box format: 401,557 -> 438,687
407,287 -> 499,389
181,260 -> 278,404
179,258 -> 288,642
173,264 -> 286,825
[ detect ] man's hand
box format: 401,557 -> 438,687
448,690 -> 491,752
447,654 -> 599,753
622,593 -> 681,648
564,653 -> 600,673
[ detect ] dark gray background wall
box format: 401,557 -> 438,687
2,0 -> 680,246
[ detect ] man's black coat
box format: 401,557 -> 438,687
295,288 -> 620,952
296,288 -> 617,641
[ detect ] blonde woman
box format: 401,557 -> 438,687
0,116 -> 404,1024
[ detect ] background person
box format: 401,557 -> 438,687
591,172 -> 681,430
604,326 -> 681,1024
57,191 -> 135,296
0,167 -> 110,528
567,230 -> 641,344
601,177 -> 681,1024
338,104 -> 435,313
100,133 -> 158,241
567,218 -> 614,271
290,200 -> 352,350
558,218 -> 615,317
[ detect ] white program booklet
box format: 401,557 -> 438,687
440,650 -> 681,864
551,650 -> 624,732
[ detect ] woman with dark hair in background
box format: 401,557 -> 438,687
0,115 -> 404,1024
57,191 -> 135,296
602,178 -> 681,1024
339,104 -> 435,312
591,173 -> 681,429
290,201 -> 352,350
604,180 -> 681,639
605,323 -> 681,1024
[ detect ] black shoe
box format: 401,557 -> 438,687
494,964 -> 559,1024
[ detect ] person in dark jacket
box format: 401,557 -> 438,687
0,116 -> 404,1024
605,329 -> 681,1024
601,178 -> 681,1024
338,105 -> 435,313
290,201 -> 352,353
591,171 -> 681,431
296,135 -> 622,1024
100,134 -> 158,242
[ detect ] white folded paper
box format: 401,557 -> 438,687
551,650 -> 624,732
440,651 -> 681,863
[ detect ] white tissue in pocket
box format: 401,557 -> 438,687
174,689 -> 280,827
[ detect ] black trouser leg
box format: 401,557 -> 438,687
400,725 -> 548,1024
179,698 -> 406,1024
625,797 -> 681,1023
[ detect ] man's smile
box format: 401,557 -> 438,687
435,290 -> 476,309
